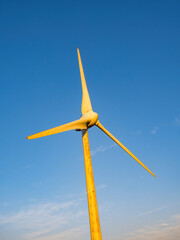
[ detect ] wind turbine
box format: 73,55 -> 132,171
27,48 -> 156,240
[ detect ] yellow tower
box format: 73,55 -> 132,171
82,129 -> 102,240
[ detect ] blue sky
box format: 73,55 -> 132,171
0,0 -> 180,239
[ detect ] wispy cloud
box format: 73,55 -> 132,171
173,116 -> 180,126
97,184 -> 108,190
0,198 -> 88,240
91,144 -> 116,156
0,194 -> 112,240
125,214 -> 180,240
32,180 -> 43,188
132,130 -> 141,135
1,202 -> 10,207
137,205 -> 168,217
150,123 -> 167,135
151,126 -> 159,135
26,226 -> 88,240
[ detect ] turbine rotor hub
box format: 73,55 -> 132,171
81,111 -> 99,128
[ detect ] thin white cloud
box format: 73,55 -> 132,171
32,180 -> 43,188
91,144 -> 116,156
27,226 -> 88,240
150,123 -> 167,135
125,214 -> 180,240
0,198 -> 88,240
137,205 -> 168,217
132,130 -> 141,135
2,202 -> 9,207
173,116 -> 180,126
97,184 -> 108,189
151,126 -> 159,135
0,194 -> 112,240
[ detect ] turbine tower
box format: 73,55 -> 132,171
27,49 -> 156,240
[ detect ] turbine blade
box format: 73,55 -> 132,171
27,118 -> 87,140
96,121 -> 156,177
77,48 -> 92,115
